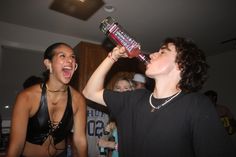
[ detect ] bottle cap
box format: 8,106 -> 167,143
100,17 -> 116,34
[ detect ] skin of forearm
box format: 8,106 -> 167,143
76,141 -> 88,157
82,56 -> 115,103
83,46 -> 126,105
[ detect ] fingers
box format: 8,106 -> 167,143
111,46 -> 128,59
97,139 -> 106,147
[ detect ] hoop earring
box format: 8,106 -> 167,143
47,65 -> 52,74
74,63 -> 78,71
49,68 -> 53,74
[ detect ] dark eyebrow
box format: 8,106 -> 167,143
160,44 -> 171,51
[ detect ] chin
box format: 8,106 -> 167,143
145,71 -> 154,79
63,78 -> 71,84
145,70 -> 150,76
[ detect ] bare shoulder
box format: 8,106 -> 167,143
69,86 -> 86,111
69,86 -> 85,101
14,84 -> 42,110
21,84 -> 41,97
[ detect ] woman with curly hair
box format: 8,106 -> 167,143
83,37 -> 236,157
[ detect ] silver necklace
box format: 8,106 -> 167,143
149,91 -> 181,112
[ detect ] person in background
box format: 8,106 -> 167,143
86,101 -> 109,157
83,37 -> 236,157
132,73 -> 146,89
98,119 -> 118,157
204,90 -> 236,135
112,76 -> 134,92
86,72 -> 133,157
6,42 -> 87,157
22,75 -> 42,89
98,76 -> 134,157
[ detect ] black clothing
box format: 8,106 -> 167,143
104,89 -> 236,157
26,83 -> 73,145
20,149 -> 67,157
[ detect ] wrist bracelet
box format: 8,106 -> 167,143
108,52 -> 118,62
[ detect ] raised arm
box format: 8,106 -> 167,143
82,46 -> 127,106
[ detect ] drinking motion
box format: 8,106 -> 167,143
100,16 -> 150,65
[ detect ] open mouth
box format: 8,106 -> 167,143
62,66 -> 73,78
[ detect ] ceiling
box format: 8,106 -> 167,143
0,0 -> 236,56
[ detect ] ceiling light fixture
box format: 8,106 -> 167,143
50,0 -> 105,20
104,5 -> 115,13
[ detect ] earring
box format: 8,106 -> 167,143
74,63 -> 78,71
49,68 -> 53,74
47,65 -> 52,74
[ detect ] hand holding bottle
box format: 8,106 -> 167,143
108,46 -> 128,62
100,16 -> 150,65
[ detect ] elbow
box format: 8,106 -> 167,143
82,88 -> 89,99
82,87 -> 104,105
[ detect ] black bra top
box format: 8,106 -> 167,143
26,83 -> 73,145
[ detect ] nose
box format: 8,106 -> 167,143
66,57 -> 73,63
149,51 -> 159,59
149,54 -> 152,58
149,53 -> 155,59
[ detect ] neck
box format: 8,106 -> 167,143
152,88 -> 181,99
152,72 -> 181,98
46,83 -> 68,93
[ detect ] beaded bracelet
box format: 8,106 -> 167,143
108,52 -> 118,62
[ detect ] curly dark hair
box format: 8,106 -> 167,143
161,37 -> 209,92
42,42 -> 73,82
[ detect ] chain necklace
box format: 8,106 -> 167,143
46,84 -> 68,92
149,91 -> 181,112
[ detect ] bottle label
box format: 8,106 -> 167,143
100,17 -> 150,63
108,24 -> 140,57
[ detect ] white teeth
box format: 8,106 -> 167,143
64,66 -> 72,70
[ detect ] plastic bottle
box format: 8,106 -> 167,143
100,16 -> 150,65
